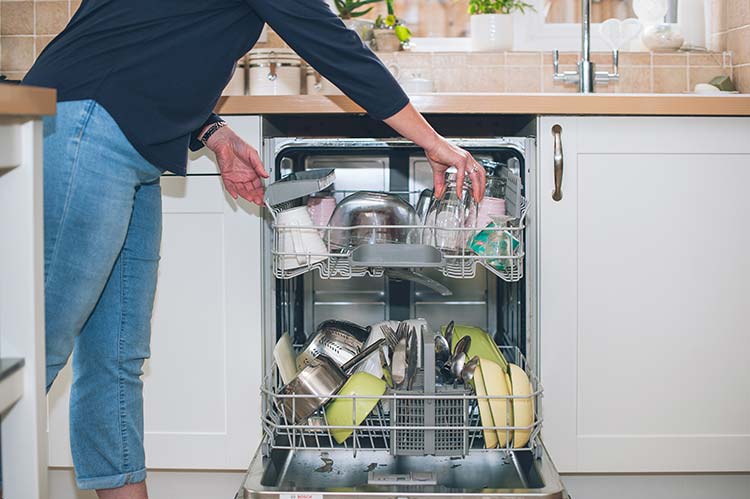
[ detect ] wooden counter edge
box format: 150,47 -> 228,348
216,94 -> 750,117
0,85 -> 57,117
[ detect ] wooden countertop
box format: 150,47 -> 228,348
216,93 -> 750,116
0,85 -> 56,117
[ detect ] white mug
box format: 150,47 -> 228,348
276,206 -> 328,270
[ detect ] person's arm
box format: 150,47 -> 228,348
244,0 -> 485,200
206,0 -> 484,205
244,0 -> 408,121
384,104 -> 485,201
189,113 -> 224,151
199,123 -> 269,206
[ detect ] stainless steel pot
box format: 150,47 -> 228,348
280,338 -> 385,423
296,320 -> 369,370
327,192 -> 419,249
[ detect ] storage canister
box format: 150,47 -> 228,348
223,55 -> 248,96
305,66 -> 343,96
247,49 -> 302,96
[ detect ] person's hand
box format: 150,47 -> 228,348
424,136 -> 486,202
205,125 -> 269,205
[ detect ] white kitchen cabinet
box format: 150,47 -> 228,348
537,116 -> 750,473
0,117 -> 48,499
48,116 -> 265,470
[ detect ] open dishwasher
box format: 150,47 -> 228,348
238,134 -> 566,499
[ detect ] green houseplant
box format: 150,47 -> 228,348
333,0 -> 383,44
373,0 -> 411,52
468,0 -> 534,51
333,0 -> 383,19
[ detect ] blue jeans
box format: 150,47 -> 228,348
44,100 -> 163,489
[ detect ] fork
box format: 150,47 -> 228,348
380,324 -> 399,349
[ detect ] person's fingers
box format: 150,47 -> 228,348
250,186 -> 265,206
455,163 -> 466,200
478,164 -> 486,202
223,179 -> 239,200
433,166 -> 447,199
236,182 -> 255,203
243,181 -> 265,206
469,159 -> 485,203
250,176 -> 264,191
248,147 -> 269,178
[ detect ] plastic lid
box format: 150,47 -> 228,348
247,48 -> 300,63
265,168 -> 336,208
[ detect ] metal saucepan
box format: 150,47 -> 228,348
281,338 -> 385,423
296,320 -> 369,370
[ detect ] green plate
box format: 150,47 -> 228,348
325,372 -> 386,444
444,324 -> 509,372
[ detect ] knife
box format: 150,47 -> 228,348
406,326 -> 419,390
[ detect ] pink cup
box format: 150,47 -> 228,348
467,197 -> 506,232
307,196 -> 336,228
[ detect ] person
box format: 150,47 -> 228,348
21,1 -> 486,497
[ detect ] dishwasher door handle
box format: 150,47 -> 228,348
552,124 -> 564,202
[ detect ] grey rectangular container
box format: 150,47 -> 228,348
390,328 -> 471,456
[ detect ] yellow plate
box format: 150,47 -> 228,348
508,363 -> 534,448
325,372 -> 386,444
478,358 -> 513,448
472,359 -> 498,448
447,324 -> 509,372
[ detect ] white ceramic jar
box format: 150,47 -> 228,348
305,67 -> 343,95
223,57 -> 247,96
248,49 -> 302,96
470,14 -> 513,52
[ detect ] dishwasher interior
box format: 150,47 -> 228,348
241,129 -> 564,499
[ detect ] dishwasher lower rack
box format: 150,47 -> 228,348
270,215 -> 527,283
260,346 -> 543,459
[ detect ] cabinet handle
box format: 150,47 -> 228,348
552,124 -> 563,202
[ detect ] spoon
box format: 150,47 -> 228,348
434,334 -> 451,366
442,335 -> 471,381
461,355 -> 480,385
450,351 -> 467,381
444,320 -> 455,349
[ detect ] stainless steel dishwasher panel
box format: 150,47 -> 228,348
240,446 -> 565,499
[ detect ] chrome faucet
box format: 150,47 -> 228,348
552,0 -> 619,93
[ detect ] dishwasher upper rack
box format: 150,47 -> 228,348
269,198 -> 528,283
260,346 -> 543,459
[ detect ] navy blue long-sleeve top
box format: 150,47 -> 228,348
23,0 -> 409,175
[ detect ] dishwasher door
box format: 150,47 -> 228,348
240,137 -> 565,499
239,444 -> 565,499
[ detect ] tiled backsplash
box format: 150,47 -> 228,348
0,0 -> 81,80
376,50 -> 732,94
1,0 -> 747,93
708,0 -> 750,92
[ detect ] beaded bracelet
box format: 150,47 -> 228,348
199,121 -> 228,146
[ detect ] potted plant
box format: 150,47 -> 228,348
334,0 -> 383,43
373,0 -> 412,52
468,0 -> 534,52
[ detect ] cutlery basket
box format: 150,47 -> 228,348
389,374 -> 472,457
390,328 -> 472,457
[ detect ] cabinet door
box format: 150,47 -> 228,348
48,117 -> 264,469
538,116 -> 750,473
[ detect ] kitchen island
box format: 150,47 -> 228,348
0,84 -> 56,118
0,83 -> 54,499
